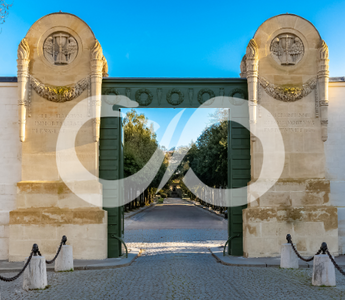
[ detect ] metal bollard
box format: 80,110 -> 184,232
22,244 -> 48,290
312,242 -> 336,287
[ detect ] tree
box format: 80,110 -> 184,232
123,109 -> 158,177
190,121 -> 228,187
0,1 -> 12,30
167,120 -> 228,197
123,109 -> 168,199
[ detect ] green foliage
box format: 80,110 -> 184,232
170,119 -> 228,191
123,108 -> 227,199
159,192 -> 167,198
190,121 -> 228,187
123,109 -> 168,192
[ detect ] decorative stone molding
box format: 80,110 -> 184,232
43,32 -> 78,65
166,88 -> 184,105
257,79 -> 261,118
188,88 -> 194,105
197,88 -> 215,105
103,87 -> 118,95
245,39 -> 259,142
319,40 -> 329,60
90,39 -> 104,142
315,84 -> 319,118
17,38 -> 30,60
91,40 -> 103,60
126,88 -> 131,98
135,88 -> 153,106
258,76 -> 317,102
229,88 -> 247,106
103,88 -> 120,105
240,55 -> 247,78
17,38 -> 30,142
318,40 -> 330,142
270,33 -> 304,66
102,56 -> 109,77
230,88 -> 246,99
246,39 -> 258,60
30,75 -> 89,102
156,88 -> 162,105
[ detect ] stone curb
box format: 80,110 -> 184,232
183,199 -> 225,219
0,249 -> 142,273
209,247 -> 345,268
124,202 -> 156,219
209,247 -> 311,268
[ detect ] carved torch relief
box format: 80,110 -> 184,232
270,33 -> 304,66
43,32 -> 78,65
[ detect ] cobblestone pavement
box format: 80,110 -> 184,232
2,199 -> 345,299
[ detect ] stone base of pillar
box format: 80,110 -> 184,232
9,181 -> 107,261
55,245 -> 74,272
312,254 -> 336,286
22,256 -> 47,290
280,243 -> 299,268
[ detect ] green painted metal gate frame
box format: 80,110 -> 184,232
227,111 -> 251,256
100,78 -> 250,257
99,114 -> 124,258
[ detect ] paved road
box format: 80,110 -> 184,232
125,198 -> 226,230
2,198 -> 345,299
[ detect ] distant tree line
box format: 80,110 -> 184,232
123,109 -> 228,212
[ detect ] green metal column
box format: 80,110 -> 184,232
99,111 -> 124,258
227,112 -> 251,256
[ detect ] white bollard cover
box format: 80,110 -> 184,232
22,256 -> 48,290
280,243 -> 299,269
55,245 -> 74,272
312,254 -> 336,286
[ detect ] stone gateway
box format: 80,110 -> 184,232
0,12 -> 344,260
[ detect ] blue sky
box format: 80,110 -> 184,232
1,0 -> 345,147
1,0 -> 345,77
122,108 -> 217,149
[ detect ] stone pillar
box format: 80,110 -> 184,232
9,13 -> 108,262
16,38 -> 30,142
242,14 -> 338,258
55,245 -> 74,272
22,255 -> 47,290
245,39 -> 258,142
318,40 -> 329,142
280,244 -> 299,269
90,40 -> 104,143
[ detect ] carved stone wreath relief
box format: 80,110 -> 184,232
166,89 -> 184,105
270,33 -> 304,66
43,32 -> 78,65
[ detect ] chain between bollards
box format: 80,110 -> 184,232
0,243 -> 39,282
45,235 -> 67,264
286,234 -> 321,262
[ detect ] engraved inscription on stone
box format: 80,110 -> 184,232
31,113 -> 85,134
261,112 -> 317,134
270,33 -> 304,66
43,32 -> 78,65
